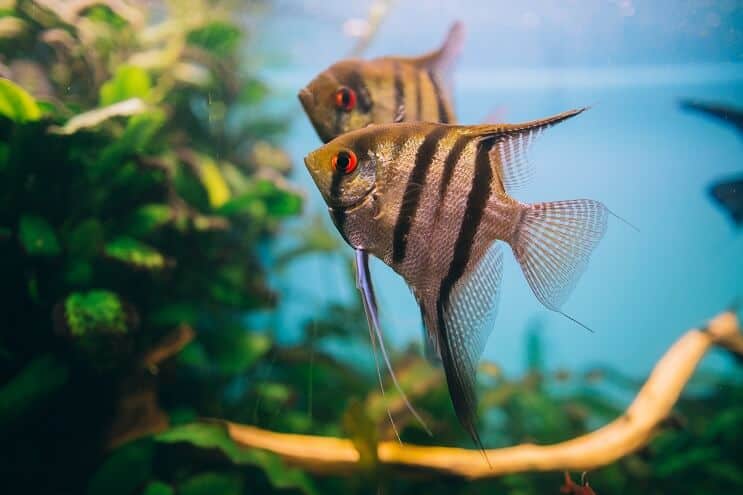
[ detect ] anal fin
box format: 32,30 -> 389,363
434,243 -> 503,449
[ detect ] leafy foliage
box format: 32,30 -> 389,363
0,1 -> 309,493
64,290 -> 128,336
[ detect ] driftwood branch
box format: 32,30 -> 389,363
223,312 -> 741,479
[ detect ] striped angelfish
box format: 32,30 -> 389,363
303,109 -> 610,448
298,22 -> 464,143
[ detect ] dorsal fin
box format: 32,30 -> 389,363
462,107 -> 587,191
390,21 -> 464,99
709,176 -> 743,226
410,21 -> 465,76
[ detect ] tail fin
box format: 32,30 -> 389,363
511,200 -> 608,320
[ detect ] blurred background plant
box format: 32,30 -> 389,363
1,1 -> 742,495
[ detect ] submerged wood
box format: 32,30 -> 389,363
224,311 -> 741,479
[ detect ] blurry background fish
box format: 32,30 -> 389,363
679,100 -> 743,226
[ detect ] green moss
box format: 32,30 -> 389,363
64,291 -> 127,336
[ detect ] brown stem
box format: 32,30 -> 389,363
220,311 -> 740,479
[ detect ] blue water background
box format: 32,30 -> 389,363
255,1 -> 743,377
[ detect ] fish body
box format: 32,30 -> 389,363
304,111 -> 608,446
298,22 -> 464,143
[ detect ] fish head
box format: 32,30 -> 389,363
303,129 -> 379,210
298,60 -> 374,143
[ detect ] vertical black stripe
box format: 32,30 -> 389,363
392,126 -> 449,264
438,135 -> 469,199
329,166 -> 344,199
332,112 -> 345,140
329,207 -> 349,244
437,137 -> 495,314
427,70 -> 450,124
393,62 -> 404,120
432,134 -> 470,223
345,70 -> 373,113
415,69 -> 423,121
432,139 -> 494,453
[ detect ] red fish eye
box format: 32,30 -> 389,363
332,150 -> 358,175
334,87 -> 356,111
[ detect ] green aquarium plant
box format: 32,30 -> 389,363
0,0 -> 311,493
1,1 -> 742,495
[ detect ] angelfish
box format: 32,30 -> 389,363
298,21 -> 464,143
303,110 -> 610,447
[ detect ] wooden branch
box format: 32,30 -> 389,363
223,312 -> 741,479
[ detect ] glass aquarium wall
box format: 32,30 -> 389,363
1,1 -> 741,494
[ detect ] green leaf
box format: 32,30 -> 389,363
239,79 -> 269,105
117,110 -> 166,153
187,21 -> 241,57
156,423 -> 317,495
88,440 -> 153,495
100,66 -> 152,106
179,472 -> 242,495
256,382 -> 292,409
0,354 -> 68,428
193,154 -> 230,208
217,178 -> 301,218
0,78 -> 41,122
177,341 -> 209,368
50,98 -> 148,135
64,290 -> 128,336
128,204 -> 172,236
105,237 -> 168,270
96,110 -> 166,171
19,214 -> 60,256
84,5 -> 128,29
149,303 -> 199,327
65,218 -> 104,258
211,328 -> 271,375
141,481 -> 173,495
655,446 -> 721,477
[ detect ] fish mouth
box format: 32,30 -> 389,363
328,185 -> 376,213
297,88 -> 333,143
298,87 -> 314,111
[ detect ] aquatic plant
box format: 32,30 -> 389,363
0,0 -> 307,493
2,2 -> 742,495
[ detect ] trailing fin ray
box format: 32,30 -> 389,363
354,249 -> 432,436
436,243 -> 503,449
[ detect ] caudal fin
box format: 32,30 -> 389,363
511,200 -> 608,318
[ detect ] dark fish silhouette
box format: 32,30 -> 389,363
680,100 -> 743,226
